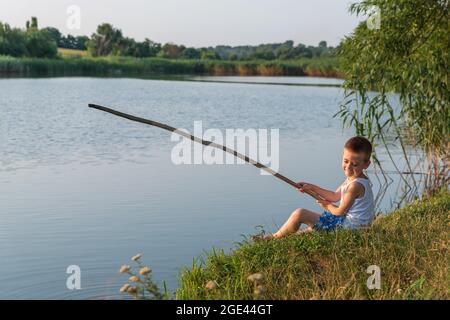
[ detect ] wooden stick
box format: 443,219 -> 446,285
88,103 -> 325,201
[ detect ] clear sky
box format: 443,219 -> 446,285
0,0 -> 364,47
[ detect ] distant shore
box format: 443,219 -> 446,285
0,55 -> 341,78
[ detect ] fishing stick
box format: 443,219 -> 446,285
88,103 -> 325,201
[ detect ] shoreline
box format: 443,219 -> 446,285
0,55 -> 342,79
176,191 -> 450,300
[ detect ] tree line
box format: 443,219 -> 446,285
86,23 -> 336,60
0,17 -> 336,60
0,17 -> 58,58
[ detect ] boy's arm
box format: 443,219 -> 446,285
298,182 -> 340,203
317,183 -> 363,216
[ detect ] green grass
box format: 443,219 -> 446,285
0,55 -> 341,78
176,191 -> 450,299
57,48 -> 89,58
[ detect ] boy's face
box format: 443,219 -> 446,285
342,148 -> 370,178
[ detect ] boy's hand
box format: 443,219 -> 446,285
297,182 -> 315,193
316,199 -> 331,210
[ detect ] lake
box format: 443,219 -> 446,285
0,76 -> 404,299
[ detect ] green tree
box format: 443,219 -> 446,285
159,43 -> 185,59
42,27 -> 62,46
200,49 -> 220,60
1,19 -> 57,58
113,37 -> 136,56
25,28 -> 57,58
134,39 -> 161,57
294,43 -> 312,58
275,40 -> 295,59
0,22 -> 28,56
26,17 -> 38,30
31,17 -> 38,29
337,0 -> 449,195
181,47 -> 200,59
88,23 -> 123,56
229,53 -> 238,61
43,26 -> 89,50
75,36 -> 89,50
249,51 -> 276,60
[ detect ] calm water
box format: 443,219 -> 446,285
0,76 -> 402,299
190,75 -> 344,85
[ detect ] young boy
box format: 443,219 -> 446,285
265,136 -> 375,239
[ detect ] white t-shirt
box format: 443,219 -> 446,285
339,177 -> 375,229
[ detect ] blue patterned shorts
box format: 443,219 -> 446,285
313,211 -> 345,231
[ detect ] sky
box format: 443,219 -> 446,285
0,0 -> 365,47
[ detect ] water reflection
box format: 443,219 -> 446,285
0,77 -> 404,299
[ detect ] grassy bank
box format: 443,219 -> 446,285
0,54 -> 341,78
57,48 -> 89,58
177,191 -> 449,299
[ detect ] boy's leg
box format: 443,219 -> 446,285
296,226 -> 314,234
272,208 -> 321,238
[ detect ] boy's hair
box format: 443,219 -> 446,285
344,136 -> 372,161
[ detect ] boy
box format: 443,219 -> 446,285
264,136 -> 375,239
